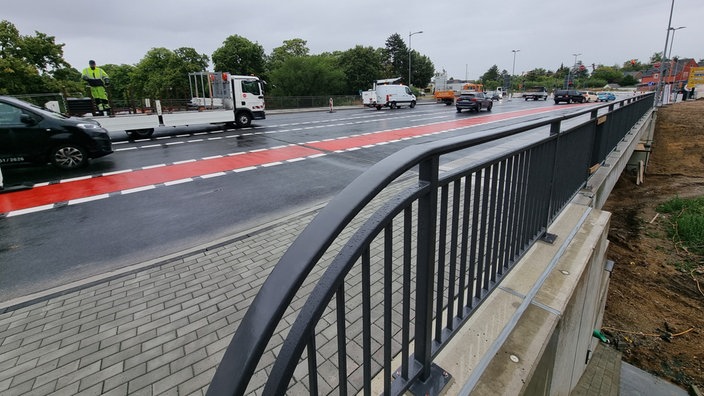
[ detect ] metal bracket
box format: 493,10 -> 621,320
408,364 -> 453,396
541,233 -> 558,244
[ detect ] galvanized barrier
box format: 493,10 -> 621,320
208,93 -> 655,395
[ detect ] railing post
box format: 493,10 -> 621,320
542,120 -> 561,244
409,156 -> 452,395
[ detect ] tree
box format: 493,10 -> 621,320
591,66 -> 623,84
131,47 -> 207,99
338,45 -> 383,94
409,51 -> 434,89
269,39 -> 309,69
480,65 -> 500,84
382,33 -> 408,81
268,54 -> 345,96
212,35 -> 265,76
0,20 -> 74,95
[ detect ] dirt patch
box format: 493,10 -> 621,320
602,99 -> 704,389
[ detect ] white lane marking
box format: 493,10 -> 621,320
122,185 -> 156,194
164,178 -> 193,186
69,194 -> 110,205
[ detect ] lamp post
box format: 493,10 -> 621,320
655,0 -> 676,106
667,26 -> 686,91
408,30 -> 423,87
569,53 -> 581,88
510,49 -> 519,100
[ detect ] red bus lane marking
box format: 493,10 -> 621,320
307,107 -> 558,151
0,145 -> 318,214
0,106 -> 566,215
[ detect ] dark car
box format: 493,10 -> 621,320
0,96 -> 113,169
456,91 -> 493,113
554,89 -> 585,104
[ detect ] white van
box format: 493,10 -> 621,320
362,84 -> 417,110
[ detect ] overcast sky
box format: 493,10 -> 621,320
4,0 -> 703,82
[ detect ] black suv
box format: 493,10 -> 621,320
456,91 -> 493,113
0,96 -> 113,169
554,89 -> 585,104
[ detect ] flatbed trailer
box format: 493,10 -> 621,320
94,73 -> 265,138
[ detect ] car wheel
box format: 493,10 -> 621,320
236,111 -> 252,127
487,103 -> 493,111
554,100 -> 559,105
524,97 -> 529,101
129,128 -> 154,139
456,108 -> 462,113
390,102 -> 397,109
51,144 -> 88,170
410,100 -> 416,108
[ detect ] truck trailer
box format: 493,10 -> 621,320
93,73 -> 265,138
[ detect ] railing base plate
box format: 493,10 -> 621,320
541,232 -> 558,244
407,363 -> 453,396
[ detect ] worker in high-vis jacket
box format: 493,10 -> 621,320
82,60 -> 111,116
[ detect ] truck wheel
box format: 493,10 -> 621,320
410,101 -> 416,108
390,102 -> 397,109
444,99 -> 453,106
376,105 -> 382,110
236,112 -> 252,127
51,144 -> 88,169
129,129 -> 154,139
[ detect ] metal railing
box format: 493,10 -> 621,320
208,94 -> 654,395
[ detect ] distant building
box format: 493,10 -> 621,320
638,58 -> 699,92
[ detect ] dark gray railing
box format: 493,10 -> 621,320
208,93 -> 655,395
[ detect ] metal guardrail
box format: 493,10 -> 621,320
210,93 -> 652,395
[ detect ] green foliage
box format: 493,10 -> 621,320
382,33 -> 407,82
0,20 -> 74,95
268,55 -> 345,96
130,47 -> 208,99
338,45 -> 383,93
212,35 -> 265,76
657,196 -> 704,254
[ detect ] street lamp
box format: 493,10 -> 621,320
655,0 -> 676,106
408,30 -> 423,87
568,52 -> 581,88
510,49 -> 520,100
667,26 -> 686,91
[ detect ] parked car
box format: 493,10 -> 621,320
0,96 -> 113,169
554,89 -> 585,104
597,92 -> 616,102
486,90 -> 501,101
582,91 -> 598,102
456,91 -> 493,113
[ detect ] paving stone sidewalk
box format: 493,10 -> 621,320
0,205 -> 320,396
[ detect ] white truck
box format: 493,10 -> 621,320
523,86 -> 549,101
93,73 -> 266,138
362,78 -> 417,110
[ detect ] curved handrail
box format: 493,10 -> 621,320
206,93 -> 654,395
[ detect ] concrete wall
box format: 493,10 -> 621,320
429,109 -> 656,395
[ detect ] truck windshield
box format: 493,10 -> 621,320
241,80 -> 261,96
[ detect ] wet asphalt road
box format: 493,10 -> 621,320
0,98 -> 592,302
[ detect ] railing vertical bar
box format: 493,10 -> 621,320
434,185 -> 449,342
469,170 -> 482,302
362,247 -> 372,396
458,176 -> 471,312
486,162 -> 500,283
401,207 -> 412,380
447,180 -> 461,327
491,159 -> 507,281
500,156 -> 517,274
479,166 -> 492,293
414,157 -> 439,380
307,334 -> 318,395
383,224 -> 393,394
336,283 -> 348,395
515,151 -> 530,258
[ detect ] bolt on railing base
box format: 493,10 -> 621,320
405,364 -> 453,396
